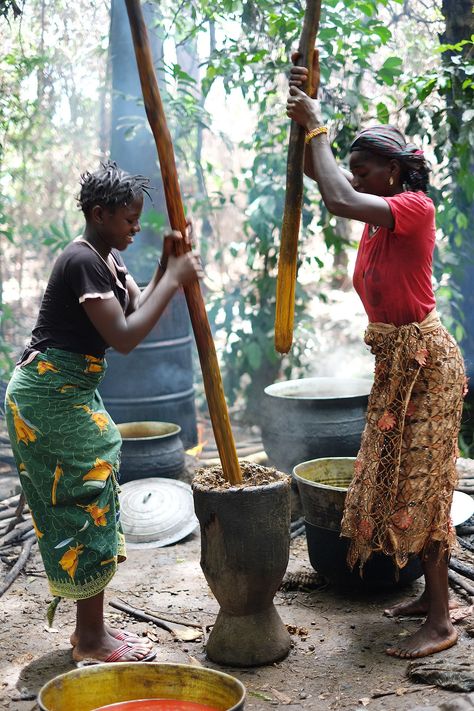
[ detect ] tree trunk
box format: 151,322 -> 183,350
440,0 -> 474,449
440,0 -> 474,374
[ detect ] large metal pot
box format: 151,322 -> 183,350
293,457 -> 423,588
117,421 -> 185,484
261,377 -> 371,473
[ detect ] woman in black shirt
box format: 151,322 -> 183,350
5,162 -> 203,664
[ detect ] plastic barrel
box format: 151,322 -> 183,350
99,292 -> 197,448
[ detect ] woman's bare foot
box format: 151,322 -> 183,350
70,625 -> 152,648
384,594 -> 428,618
384,595 -> 459,618
385,621 -> 458,659
72,630 -> 154,663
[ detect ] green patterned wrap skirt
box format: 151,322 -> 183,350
5,348 -> 126,600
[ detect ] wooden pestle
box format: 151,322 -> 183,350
125,0 -> 242,485
274,0 -> 322,354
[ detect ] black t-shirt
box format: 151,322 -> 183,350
20,239 -> 130,362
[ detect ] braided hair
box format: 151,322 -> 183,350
350,125 -> 430,193
78,161 -> 151,216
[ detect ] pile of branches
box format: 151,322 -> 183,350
0,493 -> 37,597
450,460 -> 474,603
450,530 -> 474,603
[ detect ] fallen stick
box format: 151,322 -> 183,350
448,569 -> 474,600
0,519 -> 33,547
371,684 -> 436,699
449,557 -> 474,582
0,515 -> 18,529
20,528 -> 36,542
449,579 -> 467,600
457,487 -> 474,494
0,520 -> 17,536
109,598 -> 203,641
456,525 -> 474,535
4,492 -> 27,536
0,507 -> 18,521
0,553 -> 17,565
458,536 -> 474,553
448,578 -> 473,605
1,512 -> 29,536
290,523 -> 306,539
0,493 -> 21,510
0,537 -> 36,597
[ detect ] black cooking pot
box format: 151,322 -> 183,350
293,457 -> 423,588
117,421 -> 185,483
261,377 -> 371,473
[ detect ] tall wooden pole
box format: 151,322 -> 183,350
274,0 -> 322,354
125,0 -> 242,485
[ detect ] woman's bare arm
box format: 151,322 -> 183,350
302,130 -> 394,227
304,149 -> 353,186
288,68 -> 393,227
83,252 -> 202,354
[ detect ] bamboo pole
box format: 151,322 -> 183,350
125,0 -> 241,485
274,0 -> 322,354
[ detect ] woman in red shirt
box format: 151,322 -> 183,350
287,61 -> 466,659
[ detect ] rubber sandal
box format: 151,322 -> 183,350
105,642 -> 156,663
75,643 -> 157,667
114,630 -> 150,643
71,629 -> 151,647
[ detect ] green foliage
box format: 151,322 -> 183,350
0,303 -> 14,381
402,35 -> 474,336
3,0 -> 472,432
41,219 -> 74,252
1,1 -> 109,379
153,0 -> 406,420
0,0 -> 21,21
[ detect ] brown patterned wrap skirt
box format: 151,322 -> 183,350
340,310 -> 466,572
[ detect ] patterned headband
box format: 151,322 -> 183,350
350,126 -> 424,159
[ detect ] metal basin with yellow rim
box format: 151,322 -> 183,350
293,457 -> 423,588
38,663 -> 246,711
117,421 -> 185,483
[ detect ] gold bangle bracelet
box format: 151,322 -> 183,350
305,126 -> 329,144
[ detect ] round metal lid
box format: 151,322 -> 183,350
119,478 -> 198,548
264,376 -> 372,400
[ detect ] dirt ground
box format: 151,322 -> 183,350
1,465 -> 473,711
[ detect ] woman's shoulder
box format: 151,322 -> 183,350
60,239 -> 99,260
56,241 -> 111,282
389,190 -> 434,213
385,190 -> 435,239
